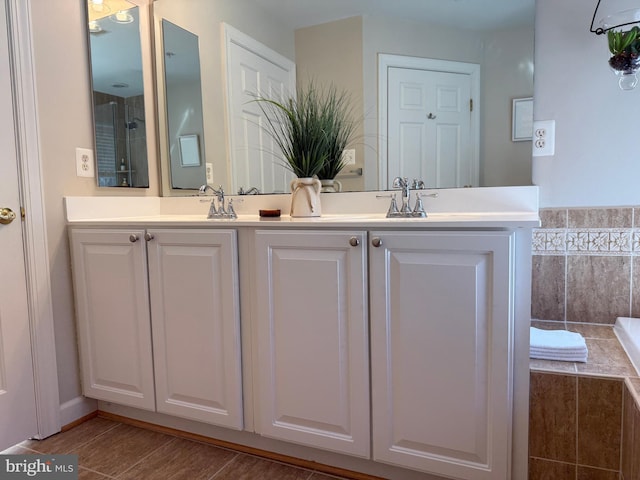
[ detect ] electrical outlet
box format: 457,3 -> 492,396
206,162 -> 213,184
75,148 -> 95,177
342,149 -> 356,165
532,120 -> 555,157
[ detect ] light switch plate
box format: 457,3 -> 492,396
76,148 -> 95,177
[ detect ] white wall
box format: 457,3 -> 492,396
533,0 -> 640,208
481,26 -> 534,187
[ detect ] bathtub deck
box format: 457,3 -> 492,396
530,320 -> 640,406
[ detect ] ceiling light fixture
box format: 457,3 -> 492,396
110,10 -> 134,24
590,0 -> 640,90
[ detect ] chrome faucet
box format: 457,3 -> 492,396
386,177 -> 437,218
198,184 -> 236,219
392,177 -> 412,214
238,186 -> 260,195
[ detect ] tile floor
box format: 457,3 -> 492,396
2,416 -> 352,480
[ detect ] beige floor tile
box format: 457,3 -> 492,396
22,417 -> 119,454
72,424 -> 172,477
118,437 -> 237,480
214,454 -> 312,480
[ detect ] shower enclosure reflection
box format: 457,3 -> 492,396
87,0 -> 149,188
93,97 -> 148,187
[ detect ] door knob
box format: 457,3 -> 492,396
129,234 -> 138,243
349,237 -> 360,247
371,237 -> 383,248
144,233 -> 154,242
0,207 -> 16,225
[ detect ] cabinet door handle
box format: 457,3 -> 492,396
371,237 -> 383,248
144,233 -> 154,242
129,234 -> 138,243
349,236 -> 360,247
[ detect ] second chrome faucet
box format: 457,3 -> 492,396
199,185 -> 237,219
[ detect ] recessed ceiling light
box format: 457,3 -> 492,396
111,82 -> 129,89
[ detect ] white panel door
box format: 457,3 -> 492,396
69,229 -> 155,411
147,229 -> 243,429
369,231 -> 514,480
254,230 -> 370,457
226,26 -> 296,194
388,67 -> 473,188
0,0 -> 37,449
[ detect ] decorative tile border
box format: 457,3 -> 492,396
533,228 -> 640,255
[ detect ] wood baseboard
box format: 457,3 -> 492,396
61,411 -> 98,432
97,410 -> 386,480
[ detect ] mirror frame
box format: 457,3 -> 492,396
85,0 -> 160,193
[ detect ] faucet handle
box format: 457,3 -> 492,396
412,193 -> 427,218
387,193 -> 401,218
226,199 -> 237,219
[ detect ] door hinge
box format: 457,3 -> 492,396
470,98 -> 473,112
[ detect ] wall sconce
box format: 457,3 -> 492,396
590,0 -> 640,90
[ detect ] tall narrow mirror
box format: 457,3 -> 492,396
161,19 -> 205,190
87,0 -> 149,188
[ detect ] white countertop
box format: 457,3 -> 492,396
64,186 -> 541,229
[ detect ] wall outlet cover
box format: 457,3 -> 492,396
342,149 -> 356,165
75,147 -> 95,177
532,120 -> 555,157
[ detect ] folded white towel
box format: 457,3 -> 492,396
530,327 -> 588,351
530,351 -> 588,363
530,327 -> 588,362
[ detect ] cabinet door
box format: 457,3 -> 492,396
69,228 -> 155,410
369,231 -> 514,480
147,229 -> 243,429
254,230 -> 369,457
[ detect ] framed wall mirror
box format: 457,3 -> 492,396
86,0 -> 150,188
153,0 -> 535,196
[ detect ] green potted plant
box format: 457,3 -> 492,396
254,83 -> 356,215
607,26 -> 640,89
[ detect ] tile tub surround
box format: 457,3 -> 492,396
532,207 -> 640,324
529,323 -> 640,480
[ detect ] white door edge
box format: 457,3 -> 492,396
222,23 -> 296,191
377,53 -> 480,190
7,0 -> 61,439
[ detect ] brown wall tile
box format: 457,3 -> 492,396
530,373 -> 577,463
577,377 -> 623,470
631,256 -> 640,318
633,399 -> 640,480
622,386 -> 635,480
532,255 -> 566,321
568,207 -> 633,228
540,208 -> 568,228
529,457 -> 576,480
577,466 -> 620,480
566,256 -> 631,324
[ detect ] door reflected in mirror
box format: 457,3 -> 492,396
87,0 -> 149,188
154,0 -> 535,195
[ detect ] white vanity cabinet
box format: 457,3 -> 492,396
369,230 -> 515,480
69,228 -> 243,429
253,230 -> 371,458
